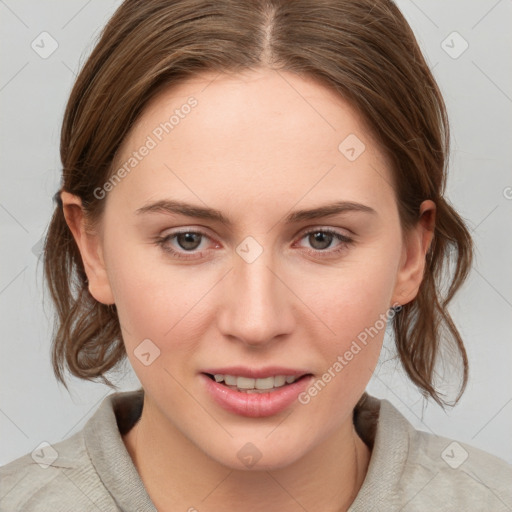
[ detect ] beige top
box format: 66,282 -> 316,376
1,390 -> 511,511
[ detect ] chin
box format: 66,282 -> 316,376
202,432 -> 312,472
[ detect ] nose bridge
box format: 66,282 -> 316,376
236,237 -> 280,317
219,235 -> 293,346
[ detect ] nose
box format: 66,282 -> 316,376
216,244 -> 295,348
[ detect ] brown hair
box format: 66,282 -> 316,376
45,0 -> 473,407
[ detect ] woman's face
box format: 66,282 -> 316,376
81,68 -> 429,469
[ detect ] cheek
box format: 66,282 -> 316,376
308,241 -> 400,346
104,243 -> 212,405
295,237 -> 400,414
295,255 -> 398,431
102,231 -> 207,351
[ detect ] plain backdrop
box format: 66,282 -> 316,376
1,0 -> 511,467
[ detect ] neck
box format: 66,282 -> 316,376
123,398 -> 371,512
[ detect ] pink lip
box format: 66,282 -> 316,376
200,373 -> 314,418
200,366 -> 309,379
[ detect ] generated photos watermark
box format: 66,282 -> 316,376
298,303 -> 402,405
93,96 -> 198,200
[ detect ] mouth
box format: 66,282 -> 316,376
200,369 -> 314,417
202,372 -> 312,393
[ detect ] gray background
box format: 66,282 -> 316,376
1,0 -> 511,467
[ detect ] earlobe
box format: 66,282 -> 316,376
60,191 -> 115,305
391,200 -> 436,306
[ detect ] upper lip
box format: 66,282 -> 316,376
201,366 -> 311,379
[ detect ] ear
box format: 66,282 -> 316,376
391,200 -> 436,306
60,191 -> 115,305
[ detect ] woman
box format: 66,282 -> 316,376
1,0 -> 511,510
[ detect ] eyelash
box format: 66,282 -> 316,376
154,228 -> 354,260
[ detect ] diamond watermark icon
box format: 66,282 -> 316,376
236,236 -> 263,264
441,32 -> 469,60
441,441 -> 468,469
237,442 -> 262,468
134,338 -> 161,366
31,237 -> 44,258
31,441 -> 58,469
338,134 -> 366,162
31,32 -> 59,59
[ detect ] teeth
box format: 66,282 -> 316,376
224,375 -> 237,386
255,376 -> 274,390
211,374 -> 299,390
274,375 -> 286,387
237,377 -> 255,389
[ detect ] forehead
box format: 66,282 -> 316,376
137,68 -> 373,155
109,68 -> 395,216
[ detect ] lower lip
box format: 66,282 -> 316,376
200,373 -> 313,418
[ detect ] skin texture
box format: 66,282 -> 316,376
61,68 -> 435,511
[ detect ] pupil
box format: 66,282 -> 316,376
310,232 -> 331,250
178,232 -> 201,250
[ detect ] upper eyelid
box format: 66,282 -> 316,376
300,226 -> 353,237
161,225 -> 351,236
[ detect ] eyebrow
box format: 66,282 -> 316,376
135,199 -> 376,225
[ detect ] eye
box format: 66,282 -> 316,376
296,228 -> 354,257
154,229 -> 216,260
154,227 -> 354,261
